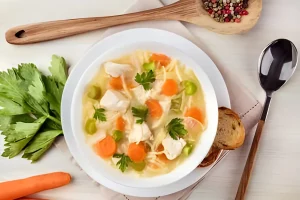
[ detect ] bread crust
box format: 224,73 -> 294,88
213,107 -> 245,150
198,146 -> 221,167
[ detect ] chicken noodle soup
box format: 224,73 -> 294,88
82,51 -> 207,177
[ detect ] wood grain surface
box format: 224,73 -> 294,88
5,0 -> 262,44
235,120 -> 265,200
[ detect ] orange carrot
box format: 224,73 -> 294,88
128,142 -> 146,162
150,53 -> 171,66
161,79 -> 178,96
116,116 -> 126,132
109,76 -> 123,90
0,172 -> 71,200
146,99 -> 163,118
156,144 -> 169,162
94,135 -> 117,158
17,198 -> 47,200
185,107 -> 204,124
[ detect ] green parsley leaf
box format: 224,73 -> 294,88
43,76 -> 64,117
166,118 -> 188,140
0,68 -> 26,105
48,55 -> 68,85
113,153 -> 132,172
1,116 -> 47,158
132,106 -> 148,124
0,114 -> 35,131
22,130 -> 63,162
93,107 -> 106,121
134,70 -> 155,90
0,96 -> 27,115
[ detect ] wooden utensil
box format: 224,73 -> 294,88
5,0 -> 262,45
235,39 -> 298,200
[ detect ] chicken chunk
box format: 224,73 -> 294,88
128,122 -> 152,143
162,136 -> 186,160
100,90 -> 130,112
104,62 -> 132,77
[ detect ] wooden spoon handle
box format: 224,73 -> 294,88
5,0 -> 197,45
235,120 -> 265,200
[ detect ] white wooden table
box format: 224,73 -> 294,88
1,0 -> 300,199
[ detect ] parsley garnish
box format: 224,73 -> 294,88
134,70 -> 155,90
93,107 -> 106,121
166,118 -> 188,140
132,106 -> 148,124
113,153 -> 132,172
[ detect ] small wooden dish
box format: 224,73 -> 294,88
5,0 -> 262,45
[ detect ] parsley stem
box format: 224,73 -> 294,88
47,115 -> 61,125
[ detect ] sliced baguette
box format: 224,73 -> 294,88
198,146 -> 221,167
213,107 -> 245,150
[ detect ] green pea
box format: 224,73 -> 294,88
112,130 -> 123,142
87,86 -> 101,99
142,62 -> 155,72
85,118 -> 97,135
184,81 -> 197,95
182,143 -> 193,156
130,161 -> 146,171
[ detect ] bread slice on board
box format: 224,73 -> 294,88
213,107 -> 245,150
198,146 -> 221,167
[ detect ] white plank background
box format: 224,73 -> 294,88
1,0 -> 300,199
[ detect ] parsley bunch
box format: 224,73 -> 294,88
0,55 -> 68,162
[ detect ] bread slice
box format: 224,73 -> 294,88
198,146 -> 221,167
213,107 -> 245,150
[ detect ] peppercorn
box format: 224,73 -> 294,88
202,0 -> 249,23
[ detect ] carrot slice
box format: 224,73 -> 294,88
94,135 -> 117,158
161,79 -> 178,96
109,76 -> 123,90
150,53 -> 171,66
146,99 -> 163,118
128,142 -> 146,162
0,172 -> 71,200
116,116 -> 126,132
185,107 -> 204,124
156,144 -> 169,162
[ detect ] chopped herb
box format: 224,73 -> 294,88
132,106 -> 148,124
113,153 -> 132,172
93,107 -> 106,121
166,118 -> 188,140
134,70 -> 155,90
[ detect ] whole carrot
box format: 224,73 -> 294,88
0,172 -> 71,200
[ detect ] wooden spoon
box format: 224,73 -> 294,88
5,0 -> 262,45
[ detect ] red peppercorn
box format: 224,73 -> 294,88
226,10 -> 231,14
211,0 -> 217,3
235,18 -> 241,23
243,10 -> 249,15
222,9 -> 226,14
217,10 -> 222,15
225,18 -> 230,22
208,9 -> 213,14
235,7 -> 241,12
225,6 -> 230,10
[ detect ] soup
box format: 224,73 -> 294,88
82,51 -> 206,177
